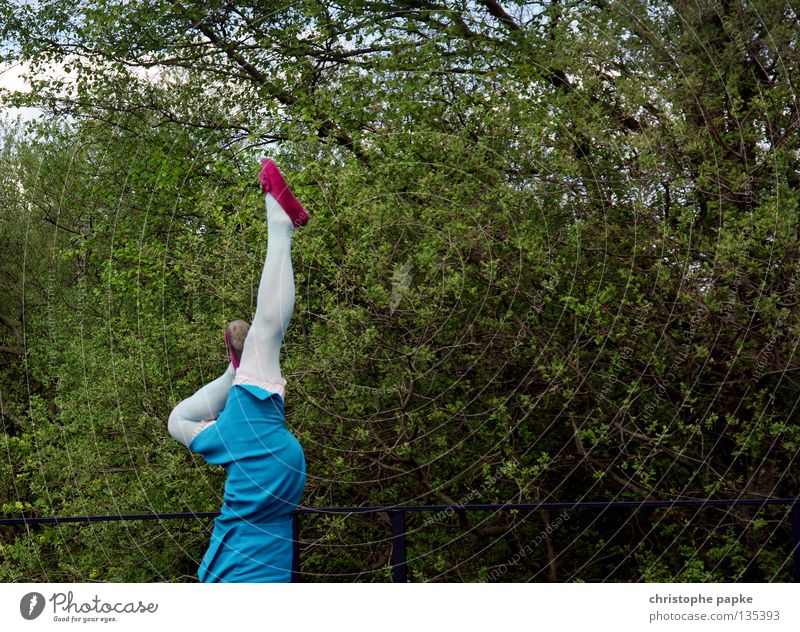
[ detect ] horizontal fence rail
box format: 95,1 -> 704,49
2,498 -> 799,582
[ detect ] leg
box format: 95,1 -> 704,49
168,363 -> 235,448
237,193 -> 295,384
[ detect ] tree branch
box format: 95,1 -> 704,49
0,314 -> 22,344
479,0 -> 521,32
190,17 -> 368,162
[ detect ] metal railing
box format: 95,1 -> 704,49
3,498 -> 799,582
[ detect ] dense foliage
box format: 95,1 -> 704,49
1,0 -> 799,581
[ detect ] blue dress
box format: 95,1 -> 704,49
189,384 -> 306,582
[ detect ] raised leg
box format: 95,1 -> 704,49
236,192 -> 296,384
168,363 -> 234,448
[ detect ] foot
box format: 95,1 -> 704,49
258,158 -> 310,227
224,320 -> 250,371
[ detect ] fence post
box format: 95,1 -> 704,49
793,502 -> 800,583
390,510 -> 407,583
291,512 -> 300,583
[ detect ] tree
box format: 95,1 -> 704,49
1,0 -> 799,581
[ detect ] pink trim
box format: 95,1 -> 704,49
191,418 -> 216,443
233,373 -> 286,400
224,329 -> 241,370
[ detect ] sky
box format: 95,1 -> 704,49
0,60 -> 44,123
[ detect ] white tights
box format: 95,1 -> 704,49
168,193 -> 296,448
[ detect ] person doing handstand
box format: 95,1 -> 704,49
167,159 -> 309,582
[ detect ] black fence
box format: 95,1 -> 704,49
3,498 -> 799,582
